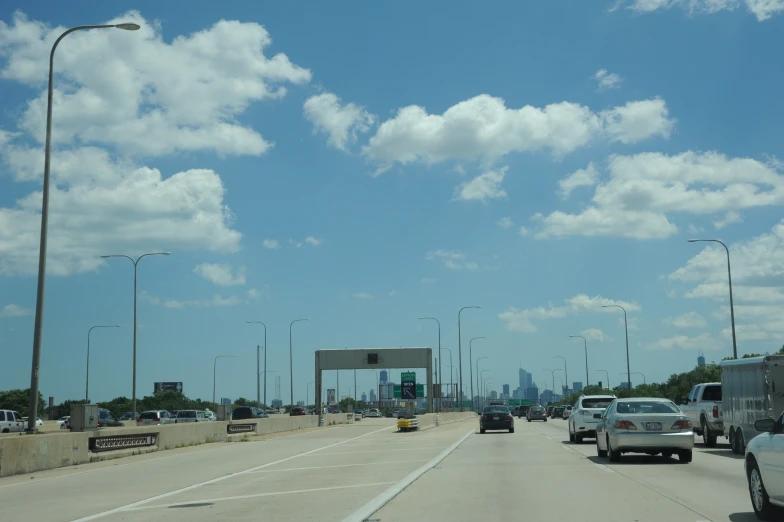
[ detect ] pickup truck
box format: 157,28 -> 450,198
680,382 -> 723,447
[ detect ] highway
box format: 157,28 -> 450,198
0,416 -> 757,521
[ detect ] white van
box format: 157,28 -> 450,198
0,410 -> 25,433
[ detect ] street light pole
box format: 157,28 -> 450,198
594,370 -> 610,390
469,336 -> 485,412
213,355 -> 237,407
553,356 -> 567,394
307,381 -> 315,407
418,317 -> 441,412
480,369 -> 490,408
102,252 -> 170,419
246,321 -> 266,407
602,304 -> 630,394
457,306 -> 481,412
25,21 -> 141,434
688,239 -> 738,359
85,325 -> 121,402
289,318 -> 310,409
543,369 -> 556,402
569,335 -> 589,387
621,371 -> 646,385
476,356 -> 489,408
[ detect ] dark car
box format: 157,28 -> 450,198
232,406 -> 255,420
97,408 -> 124,428
546,406 -> 555,417
527,406 -> 547,422
289,407 -> 307,416
479,405 -> 514,433
552,406 -> 566,419
517,405 -> 532,418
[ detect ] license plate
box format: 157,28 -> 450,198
645,422 -> 661,431
493,416 -> 499,420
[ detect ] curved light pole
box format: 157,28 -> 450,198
446,364 -> 456,410
569,335 -> 589,387
25,21 -> 141,434
554,376 -> 564,397
688,239 -> 738,359
476,356 -> 489,407
457,306 -> 481,411
480,369 -> 490,409
289,318 -> 310,409
85,325 -> 121,402
469,336 -> 485,411
620,371 -> 646,385
306,381 -> 315,407
553,355 -> 567,394
602,304 -> 630,396
418,317 -> 441,411
246,321 -> 267,407
543,369 -> 556,400
441,348 -> 454,408
102,252 -> 170,419
594,369 -> 610,390
213,355 -> 237,407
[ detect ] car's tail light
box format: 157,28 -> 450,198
137,417 -> 142,422
505,415 -> 512,420
712,405 -> 719,418
614,420 -> 637,430
481,415 -> 488,420
671,419 -> 692,430
154,416 -> 160,422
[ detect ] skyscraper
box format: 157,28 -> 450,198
572,382 -> 583,393
502,384 -> 510,396
369,390 -> 377,402
519,368 -> 533,390
380,370 -> 388,384
697,352 -> 706,368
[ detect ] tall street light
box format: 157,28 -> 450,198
594,369 -> 610,390
289,318 -> 310,409
213,355 -> 237,407
553,356 -> 567,394
85,324 -> 121,402
621,371 -> 647,385
25,21 -> 141,434
442,348 -> 454,410
306,381 -> 315,407
102,252 -> 170,419
476,356 -> 489,407
469,336 -> 485,411
688,239 -> 738,359
246,321 -> 266,407
418,317 -> 441,412
480,370 -> 490,408
543,369 -> 556,400
569,335 -> 589,387
602,304 -> 630,396
457,306 -> 481,411
446,364 -> 456,410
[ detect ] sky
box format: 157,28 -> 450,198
2,0 -> 784,406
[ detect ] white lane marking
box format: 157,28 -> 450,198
545,436 -> 554,440
342,429 -> 474,522
70,425 -> 393,521
560,445 -> 572,451
247,459 -> 430,473
593,463 -> 615,473
304,447 -> 434,456
123,482 -> 396,511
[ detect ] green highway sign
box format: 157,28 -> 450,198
394,384 -> 424,398
507,399 -> 536,406
401,372 -> 417,399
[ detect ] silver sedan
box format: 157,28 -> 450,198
595,397 -> 694,463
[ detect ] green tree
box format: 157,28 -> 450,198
0,389 -> 46,417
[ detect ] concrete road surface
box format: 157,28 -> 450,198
0,416 -> 761,521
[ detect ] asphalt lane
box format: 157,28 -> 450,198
373,415 -> 758,522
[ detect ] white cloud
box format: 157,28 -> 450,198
536,151 -> 784,239
497,217 -> 513,229
663,311 -> 707,328
519,226 -> 530,236
593,69 -> 623,90
580,328 -> 613,342
453,167 -> 508,202
646,333 -> 723,351
143,292 -> 244,308
558,163 -> 598,199
363,95 -> 674,168
426,250 -> 478,270
421,277 -> 437,284
305,236 -> 323,246
388,289 -> 399,297
621,0 -> 784,22
352,292 -> 374,300
0,304 -> 32,317
262,239 -> 280,250
303,92 -> 375,151
499,294 -> 640,333
193,263 -> 246,286
713,210 -> 743,229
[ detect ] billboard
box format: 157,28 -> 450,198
154,382 -> 183,394
327,388 -> 336,404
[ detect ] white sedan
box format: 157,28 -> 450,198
22,417 -> 44,427
745,414 -> 784,520
595,397 -> 694,463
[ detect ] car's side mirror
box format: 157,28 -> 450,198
593,413 -> 602,419
755,419 -> 776,433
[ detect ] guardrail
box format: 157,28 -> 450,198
89,433 -> 157,453
397,417 -> 419,432
227,423 -> 255,434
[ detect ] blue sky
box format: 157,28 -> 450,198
2,1 -> 784,405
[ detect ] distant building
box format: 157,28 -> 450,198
380,370 -> 388,384
620,382 -> 632,389
525,387 -> 539,400
698,353 -> 706,368
361,392 -> 367,402
369,390 -> 377,402
220,398 -> 231,405
502,384 -> 510,396
541,389 -> 554,404
271,399 -> 283,407
519,369 -> 533,390
490,390 -> 498,400
296,400 -> 304,406
572,382 -> 583,393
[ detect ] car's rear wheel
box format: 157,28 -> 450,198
748,460 -> 780,520
575,433 -> 583,444
569,425 -> 575,442
480,428 -> 485,434
607,436 -> 621,462
678,450 -> 692,463
527,419 -> 531,422
509,428 -> 514,433
701,419 -> 717,448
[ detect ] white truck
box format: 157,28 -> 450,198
680,382 -> 723,447
720,355 -> 784,454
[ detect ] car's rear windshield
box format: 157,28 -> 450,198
483,406 -> 510,414
616,401 -> 680,414
581,398 -> 614,409
702,385 -> 722,401
179,410 -> 197,417
530,408 -> 544,412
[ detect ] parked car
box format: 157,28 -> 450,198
479,405 -> 514,433
119,412 -> 135,421
137,410 -> 174,425
0,410 -> 25,433
174,410 -> 199,423
56,416 -> 70,426
595,397 -> 694,463
569,394 -> 617,443
22,417 -> 44,427
744,413 -> 784,520
97,408 -> 124,428
527,406 -> 547,422
232,406 -> 257,420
